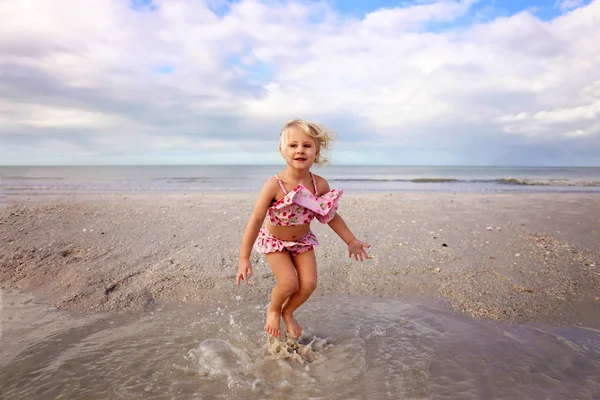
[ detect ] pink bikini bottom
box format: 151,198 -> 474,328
253,226 -> 319,257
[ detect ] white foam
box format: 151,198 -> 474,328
186,339 -> 252,388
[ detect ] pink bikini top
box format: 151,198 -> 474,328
267,173 -> 343,227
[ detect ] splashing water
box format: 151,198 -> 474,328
265,334 -> 330,364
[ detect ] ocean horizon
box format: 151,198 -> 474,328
1,165 -> 599,194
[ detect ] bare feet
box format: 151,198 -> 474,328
282,311 -> 302,338
265,305 -> 282,338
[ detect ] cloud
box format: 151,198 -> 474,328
554,0 -> 585,12
361,0 -> 479,32
0,0 -> 599,165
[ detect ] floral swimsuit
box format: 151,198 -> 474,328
253,173 -> 343,257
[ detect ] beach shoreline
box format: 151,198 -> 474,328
1,192 -> 599,328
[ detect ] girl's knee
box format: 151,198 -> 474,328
302,278 -> 317,294
279,279 -> 299,295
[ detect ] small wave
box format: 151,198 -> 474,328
330,178 -> 470,183
2,176 -> 65,180
153,177 -> 212,182
153,177 -> 238,182
165,179 -> 211,184
496,178 -> 600,187
330,178 -> 408,182
496,178 -> 534,186
330,177 -> 600,187
410,178 -> 459,183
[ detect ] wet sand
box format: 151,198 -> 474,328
1,192 -> 599,328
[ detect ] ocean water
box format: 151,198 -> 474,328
0,165 -> 599,195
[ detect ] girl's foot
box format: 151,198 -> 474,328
265,305 -> 282,338
282,311 -> 302,338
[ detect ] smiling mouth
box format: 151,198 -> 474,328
295,158 -> 307,161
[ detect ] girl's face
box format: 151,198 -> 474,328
280,128 -> 318,169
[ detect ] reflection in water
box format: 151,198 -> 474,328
1,293 -> 599,399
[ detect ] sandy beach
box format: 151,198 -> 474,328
1,192 -> 599,327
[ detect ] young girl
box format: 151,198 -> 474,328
236,119 -> 370,339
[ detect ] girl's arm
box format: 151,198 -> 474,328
328,214 -> 371,262
315,175 -> 371,262
236,178 -> 277,285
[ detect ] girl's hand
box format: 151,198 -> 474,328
347,239 -> 371,262
236,259 -> 253,286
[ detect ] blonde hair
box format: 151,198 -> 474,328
279,119 -> 338,166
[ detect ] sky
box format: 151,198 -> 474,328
0,0 -> 599,166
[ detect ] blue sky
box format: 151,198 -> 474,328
334,0 -> 577,19
1,0 -> 599,166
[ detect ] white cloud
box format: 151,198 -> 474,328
0,103 -> 132,130
0,0 -> 599,165
498,98 -> 600,124
554,0 -> 584,12
362,0 -> 478,32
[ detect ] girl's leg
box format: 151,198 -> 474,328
264,251 -> 299,338
281,249 -> 317,338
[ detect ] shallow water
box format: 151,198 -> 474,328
1,293 -> 599,400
